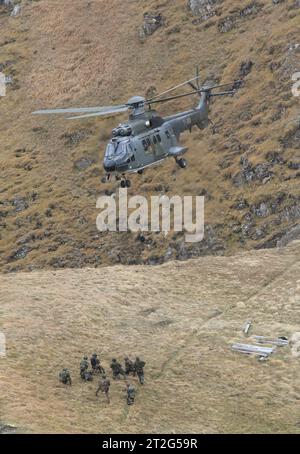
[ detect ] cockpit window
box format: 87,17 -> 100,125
105,140 -> 131,160
105,143 -> 116,159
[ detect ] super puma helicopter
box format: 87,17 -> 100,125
32,73 -> 240,188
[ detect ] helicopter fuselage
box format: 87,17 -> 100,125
103,91 -> 210,179
32,73 -> 238,187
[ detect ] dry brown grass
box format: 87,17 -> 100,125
0,241 -> 300,434
0,0 -> 299,271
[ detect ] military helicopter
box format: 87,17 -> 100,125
32,72 -> 240,187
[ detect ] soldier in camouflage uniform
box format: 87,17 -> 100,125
124,356 -> 135,376
96,375 -> 111,403
110,358 -> 126,380
80,355 -> 89,379
59,368 -> 72,386
126,383 -> 136,405
81,370 -> 93,382
134,357 -> 146,385
91,353 -> 105,375
90,353 -> 98,370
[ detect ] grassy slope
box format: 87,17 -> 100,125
0,0 -> 299,271
0,240 -> 299,434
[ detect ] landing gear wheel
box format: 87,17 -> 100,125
101,174 -> 110,183
177,158 -> 187,169
120,179 -> 131,188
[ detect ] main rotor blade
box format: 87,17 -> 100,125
188,81 -> 198,91
196,66 -> 200,90
147,75 -> 202,102
32,105 -> 126,115
67,106 -> 129,120
146,90 -> 201,105
209,90 -> 236,97
147,79 -> 241,105
205,81 -> 242,91
147,85 -> 238,105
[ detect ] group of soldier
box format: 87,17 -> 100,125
59,354 -> 146,406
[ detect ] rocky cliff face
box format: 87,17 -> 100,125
0,0 -> 299,272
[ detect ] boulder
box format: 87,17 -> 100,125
188,0 -> 219,21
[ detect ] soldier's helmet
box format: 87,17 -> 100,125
102,375 -> 106,379
124,356 -> 129,360
92,353 -> 97,357
112,358 -> 116,362
84,356 -> 88,360
136,357 -> 140,361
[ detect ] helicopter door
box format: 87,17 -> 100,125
141,137 -> 155,167
152,132 -> 165,157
